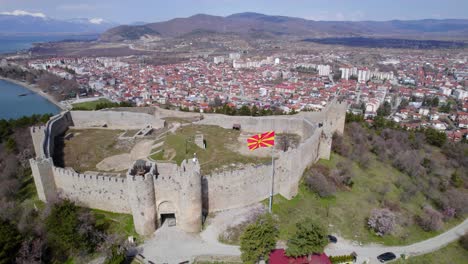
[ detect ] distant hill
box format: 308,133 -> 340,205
100,12 -> 468,41
0,11 -> 117,35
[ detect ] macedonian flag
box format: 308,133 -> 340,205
247,131 -> 275,151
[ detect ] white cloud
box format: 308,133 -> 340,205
0,10 -> 47,18
89,18 -> 105,24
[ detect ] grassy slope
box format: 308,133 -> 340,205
157,125 -> 270,174
92,209 -> 140,241
270,153 -> 464,245
71,98 -> 112,110
394,242 -> 468,264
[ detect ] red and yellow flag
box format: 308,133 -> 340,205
247,131 -> 275,151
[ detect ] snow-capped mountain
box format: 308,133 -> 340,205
0,10 -> 117,34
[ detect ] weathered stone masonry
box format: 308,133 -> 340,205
29,101 -> 346,236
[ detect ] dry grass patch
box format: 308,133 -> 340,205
58,129 -> 135,172
158,125 -> 270,174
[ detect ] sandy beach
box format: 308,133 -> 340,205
0,76 -> 65,110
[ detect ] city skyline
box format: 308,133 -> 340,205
1,0 -> 468,24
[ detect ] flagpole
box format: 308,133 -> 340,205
269,146 -> 274,213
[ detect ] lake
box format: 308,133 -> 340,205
0,34 -> 98,54
0,79 -> 60,120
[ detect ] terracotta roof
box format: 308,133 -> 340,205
269,249 -> 332,264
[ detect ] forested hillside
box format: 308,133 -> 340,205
0,115 -> 134,264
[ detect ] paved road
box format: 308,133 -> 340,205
138,208 -> 467,264
139,225 -> 239,263
137,204 -> 262,263
325,218 -> 468,263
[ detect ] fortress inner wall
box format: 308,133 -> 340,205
197,114 -> 308,137
45,112 -> 73,159
70,110 -> 165,129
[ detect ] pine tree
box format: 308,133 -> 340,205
240,214 -> 278,264
285,218 -> 328,257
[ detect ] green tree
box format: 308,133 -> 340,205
373,116 -> 386,129
46,200 -> 100,259
251,105 -> 259,116
439,102 -> 452,113
398,98 -> 409,110
5,137 -> 17,153
104,245 -> 126,264
240,214 -> 278,264
0,219 -> 22,264
377,101 -> 392,117
239,105 -> 252,116
285,218 -> 328,257
345,112 -> 364,123
451,171 -> 463,188
424,128 -> 447,147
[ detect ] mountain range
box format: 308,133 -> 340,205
0,10 -> 117,35
100,12 -> 468,41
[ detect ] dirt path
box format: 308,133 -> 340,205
138,207 -> 468,263
96,140 -> 154,171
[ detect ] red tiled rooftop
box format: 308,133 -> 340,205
269,249 -> 332,264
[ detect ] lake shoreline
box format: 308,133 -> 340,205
0,77 -> 65,111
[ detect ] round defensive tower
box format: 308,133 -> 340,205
127,160 -> 157,236
177,158 -> 203,233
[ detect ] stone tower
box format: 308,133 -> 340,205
127,160 -> 157,236
177,158 -> 202,233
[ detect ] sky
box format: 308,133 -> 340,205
0,0 -> 467,24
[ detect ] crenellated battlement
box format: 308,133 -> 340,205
28,100 -> 346,236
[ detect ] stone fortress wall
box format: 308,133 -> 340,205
70,110 -> 165,129
197,101 -> 346,211
29,101 -> 346,236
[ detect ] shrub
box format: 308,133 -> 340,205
45,200 -> 103,260
442,207 -> 456,221
331,132 -> 349,157
240,214 -> 278,264
0,219 -> 23,264
329,255 -> 356,264
417,206 -> 443,232
444,189 -> 468,217
285,218 -> 328,257
460,233 -> 468,251
335,161 -> 355,187
5,137 -> 17,153
451,171 -> 463,188
368,208 -> 396,236
104,245 -> 126,264
305,171 -> 336,198
424,128 -> 447,147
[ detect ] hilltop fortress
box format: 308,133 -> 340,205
29,101 -> 346,236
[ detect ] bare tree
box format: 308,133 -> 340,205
368,208 -> 396,236
443,189 -> 468,217
418,206 -> 443,231
305,171 -> 336,198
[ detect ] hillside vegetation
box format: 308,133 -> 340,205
0,115 -> 136,263
274,117 -> 467,245
222,115 -> 467,247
